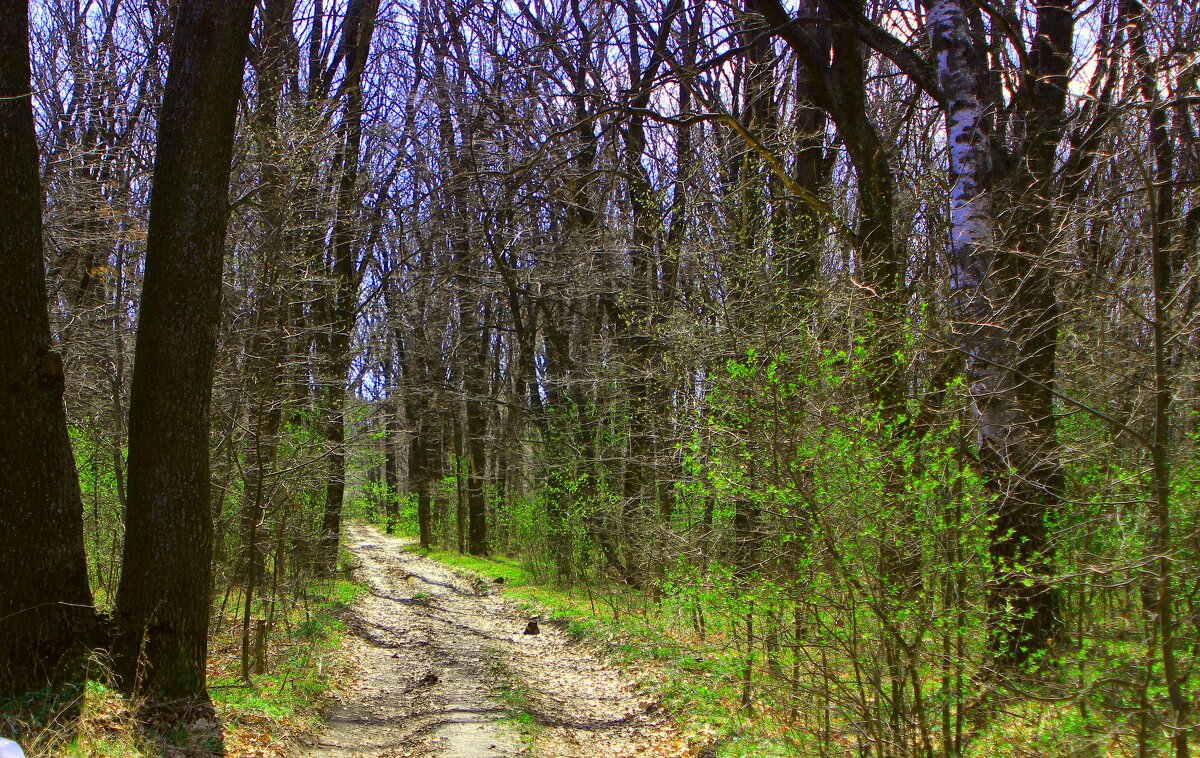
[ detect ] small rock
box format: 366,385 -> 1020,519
417,671 -> 439,686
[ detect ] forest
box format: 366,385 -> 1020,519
1,0 -> 1198,754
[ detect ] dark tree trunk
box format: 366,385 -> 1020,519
1131,0 -> 1190,749
753,0 -> 915,738
239,0 -> 294,680
430,25 -> 489,557
111,0 -> 254,697
0,0 -> 96,696
317,0 -> 378,574
464,348 -> 490,556
618,0 -> 680,585
458,295 -> 491,556
399,315 -> 435,550
409,424 -> 433,549
453,418 -> 467,553
383,395 -> 401,534
782,57 -> 830,291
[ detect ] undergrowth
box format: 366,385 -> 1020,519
0,577 -> 364,757
415,541 -> 1134,757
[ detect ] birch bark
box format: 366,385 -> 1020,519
927,0 -> 1057,662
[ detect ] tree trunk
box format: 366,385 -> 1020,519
1132,0 -> 1190,749
409,422 -> 433,549
926,0 -> 1057,663
464,320 -> 490,555
112,0 -> 254,697
317,0 -> 379,574
383,394 -> 401,534
240,0 -> 293,679
0,0 -> 96,696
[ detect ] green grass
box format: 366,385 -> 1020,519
0,674 -> 222,757
485,654 -> 545,747
413,548 -> 615,637
209,578 -> 366,734
416,548 -> 530,585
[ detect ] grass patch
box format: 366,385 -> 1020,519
207,577 -> 366,754
484,654 -> 544,747
0,668 -> 230,757
1,676 -> 150,757
413,549 -> 609,636
415,548 -> 530,587
413,544 -> 1152,757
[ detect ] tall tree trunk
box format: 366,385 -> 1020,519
112,0 -> 254,696
383,389 -> 401,534
398,306 -> 435,550
755,0 -> 915,736
618,0 -> 680,585
409,419 -> 433,549
927,0 -> 1057,664
317,0 -> 379,574
463,300 -> 491,556
431,21 -> 489,557
0,0 -> 96,696
1132,0 -> 1190,749
240,0 -> 294,679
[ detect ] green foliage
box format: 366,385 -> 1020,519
211,579 -> 364,722
69,425 -> 125,607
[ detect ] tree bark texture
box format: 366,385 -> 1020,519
1132,0 -> 1190,749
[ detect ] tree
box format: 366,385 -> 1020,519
111,0 -> 255,696
317,0 -> 381,574
923,0 -> 1074,664
236,0 -> 296,681
0,0 -> 96,697
1130,0 -> 1191,749
10,0 -> 1198,748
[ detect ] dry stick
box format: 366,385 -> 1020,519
266,500 -> 289,638
741,600 -> 754,712
798,470 -> 937,753
111,240 -> 128,514
241,407 -> 269,682
1138,616 -> 1158,758
909,647 -> 936,758
614,103 -> 860,253
216,581 -> 235,634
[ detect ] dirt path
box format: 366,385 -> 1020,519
305,523 -> 686,757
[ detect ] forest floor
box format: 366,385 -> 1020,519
304,522 -> 691,758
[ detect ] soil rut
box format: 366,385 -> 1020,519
305,523 -> 684,757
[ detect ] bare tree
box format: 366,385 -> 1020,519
316,0 -> 380,574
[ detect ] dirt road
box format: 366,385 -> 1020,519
305,523 -> 686,757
